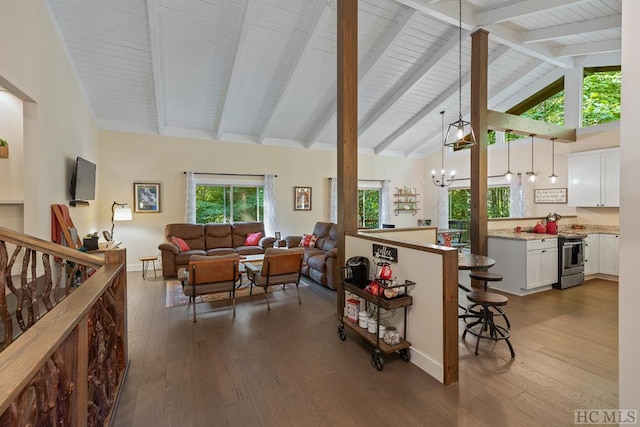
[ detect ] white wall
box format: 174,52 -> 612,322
98,130 -> 426,270
422,127 -> 620,226
0,0 -> 98,238
0,90 -> 24,202
619,0 -> 640,411
345,235 -> 448,383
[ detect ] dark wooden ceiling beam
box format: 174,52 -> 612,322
487,110 -> 577,141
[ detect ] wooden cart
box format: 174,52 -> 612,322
337,279 -> 414,371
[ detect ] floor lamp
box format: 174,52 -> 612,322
103,202 -> 132,242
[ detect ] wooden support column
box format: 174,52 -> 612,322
336,0 -> 358,314
470,28 -> 489,258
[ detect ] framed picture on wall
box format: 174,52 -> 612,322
134,183 -> 161,213
294,186 -> 312,211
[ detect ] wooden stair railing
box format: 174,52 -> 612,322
0,226 -> 128,426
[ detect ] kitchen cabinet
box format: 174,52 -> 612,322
599,234 -> 619,276
525,239 -> 558,290
488,237 -> 558,296
568,148 -> 619,207
584,234 -> 600,275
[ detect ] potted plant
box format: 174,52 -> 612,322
0,138 -> 7,158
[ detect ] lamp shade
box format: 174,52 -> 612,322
113,206 -> 132,221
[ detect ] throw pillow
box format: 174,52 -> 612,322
298,233 -> 317,248
171,236 -> 190,252
244,231 -> 262,246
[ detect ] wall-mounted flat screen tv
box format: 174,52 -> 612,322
70,156 -> 96,201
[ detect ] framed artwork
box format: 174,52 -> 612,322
294,186 -> 312,211
274,232 -> 281,240
534,188 -> 567,204
134,183 -> 161,213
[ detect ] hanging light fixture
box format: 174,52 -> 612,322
549,137 -> 558,184
526,134 -> 537,183
432,110 -> 455,187
445,0 -> 476,150
504,130 -> 513,182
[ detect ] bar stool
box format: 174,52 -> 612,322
469,270 -> 503,291
467,271 -> 511,328
462,290 -> 515,358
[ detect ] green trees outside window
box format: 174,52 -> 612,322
358,189 -> 380,229
196,185 -> 264,223
449,186 -> 510,242
582,70 -> 621,127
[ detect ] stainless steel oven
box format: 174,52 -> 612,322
554,234 -> 586,289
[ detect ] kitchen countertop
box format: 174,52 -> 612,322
488,225 -> 620,240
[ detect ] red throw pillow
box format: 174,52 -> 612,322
171,236 -> 190,252
244,231 -> 262,246
298,234 -> 317,248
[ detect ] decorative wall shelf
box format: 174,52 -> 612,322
394,187 -> 419,216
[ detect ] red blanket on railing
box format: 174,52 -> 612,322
51,204 -> 72,245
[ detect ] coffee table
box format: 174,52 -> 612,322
240,254 -> 265,265
238,254 -> 265,286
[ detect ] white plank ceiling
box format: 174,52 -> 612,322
44,0 -> 622,157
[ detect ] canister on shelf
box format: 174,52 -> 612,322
378,325 -> 386,339
346,298 -> 360,323
384,326 -> 400,345
358,311 -> 369,329
367,318 -> 378,334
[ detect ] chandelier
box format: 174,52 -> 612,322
432,111 -> 455,187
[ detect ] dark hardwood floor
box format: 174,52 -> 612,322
112,272 -> 618,426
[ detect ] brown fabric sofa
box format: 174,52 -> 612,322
284,222 -> 338,290
159,222 -> 276,277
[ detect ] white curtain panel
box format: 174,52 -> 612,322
329,177 -> 338,224
438,186 -> 449,229
263,174 -> 277,236
509,173 -> 524,218
184,171 -> 196,223
380,179 -> 391,226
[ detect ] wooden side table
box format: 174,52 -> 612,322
139,256 -> 158,280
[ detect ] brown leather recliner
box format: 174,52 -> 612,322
284,222 -> 338,290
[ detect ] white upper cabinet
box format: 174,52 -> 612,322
568,148 -> 620,207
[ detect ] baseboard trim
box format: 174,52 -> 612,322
407,347 -> 444,384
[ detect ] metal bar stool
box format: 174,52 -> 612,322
465,271 -> 511,328
462,290 -> 515,358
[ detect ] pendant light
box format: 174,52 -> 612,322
445,0 -> 476,150
432,111 -> 455,187
549,137 -> 558,184
526,134 -> 537,183
504,130 -> 513,182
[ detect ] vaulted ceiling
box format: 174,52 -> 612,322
44,0 -> 621,157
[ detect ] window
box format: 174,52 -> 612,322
449,186 -> 510,241
196,185 -> 264,223
358,189 -> 380,229
503,66 -> 621,130
582,67 -> 621,127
